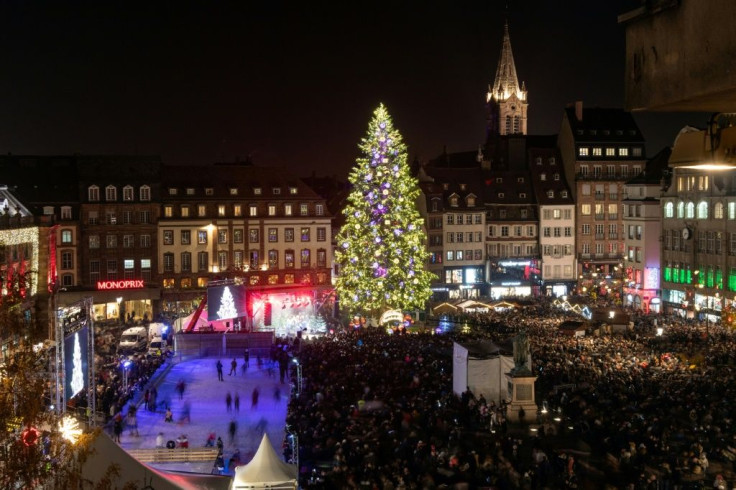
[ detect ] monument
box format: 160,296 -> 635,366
505,329 -> 538,423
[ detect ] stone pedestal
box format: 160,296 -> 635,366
505,372 -> 538,424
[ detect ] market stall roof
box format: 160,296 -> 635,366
230,434 -> 297,489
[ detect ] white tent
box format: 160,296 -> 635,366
230,434 -> 297,490
82,432 -> 231,490
453,340 -> 514,404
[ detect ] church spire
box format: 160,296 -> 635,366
486,20 -> 528,137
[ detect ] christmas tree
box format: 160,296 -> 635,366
70,332 -> 84,398
335,104 -> 435,318
217,286 -> 238,319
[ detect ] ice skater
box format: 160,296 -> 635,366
226,392 -> 232,412
251,386 -> 260,409
216,360 -> 224,381
234,392 -> 240,413
228,419 -> 238,445
229,358 -> 237,376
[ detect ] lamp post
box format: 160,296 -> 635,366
122,360 -> 132,392
292,358 -> 302,398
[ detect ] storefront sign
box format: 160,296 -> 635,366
96,280 -> 144,290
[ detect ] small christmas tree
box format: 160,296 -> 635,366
217,286 -> 238,319
335,104 -> 435,318
70,332 -> 84,398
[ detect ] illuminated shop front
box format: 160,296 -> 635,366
434,266 -> 486,301
58,279 -> 160,324
487,259 -> 541,299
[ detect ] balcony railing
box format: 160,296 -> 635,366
594,214 -> 605,220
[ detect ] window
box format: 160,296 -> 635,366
543,227 -> 551,237
248,229 -> 258,243
547,190 -> 554,198
289,187 -> 298,195
164,206 -> 173,218
730,202 -> 736,220
540,173 -> 546,181
268,204 -> 276,216
61,229 -> 73,244
268,250 -> 278,268
105,211 -> 116,225
163,230 -> 174,245
181,230 -> 191,245
139,185 -> 151,201
61,251 -> 73,270
181,252 -> 192,272
123,185 -> 134,201
578,147 -> 589,157
253,187 -> 262,195
233,229 -> 243,243
301,227 -> 310,241
198,252 -> 208,271
301,249 -> 311,267
592,147 -> 602,156
581,204 -> 591,215
123,234 -> 135,248
300,204 -> 309,216
219,251 -> 228,270
198,204 -> 206,217
219,230 -> 228,244
285,228 -> 294,242
520,209 -> 527,218
249,205 -> 257,217
198,231 -> 207,244
317,249 -> 327,267
686,202 -> 695,219
168,188 -> 178,196
446,251 -> 454,261
205,188 -> 213,195
106,234 -> 117,248
664,202 -> 674,218
268,228 -> 278,242
619,148 -> 629,156
139,210 -> 150,224
140,235 -> 151,248
581,224 -> 590,235
233,205 -> 242,217
90,260 -> 100,283
605,148 -> 615,156
218,205 -> 227,217
715,202 -> 725,219
123,210 -> 132,224
697,201 -> 708,219
61,206 -> 72,219
284,204 -> 292,216
107,259 -> 118,280
317,227 -> 326,241
229,187 -> 238,196
62,274 -> 73,287
501,226 -> 509,237
105,185 -> 117,201
233,251 -> 243,269
285,250 -> 294,268
88,185 -> 100,201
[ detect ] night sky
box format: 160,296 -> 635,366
0,1 -> 708,179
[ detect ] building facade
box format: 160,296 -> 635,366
558,102 -> 647,300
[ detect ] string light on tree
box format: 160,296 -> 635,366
335,104 -> 435,318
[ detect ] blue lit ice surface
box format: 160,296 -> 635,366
435,315 -> 453,334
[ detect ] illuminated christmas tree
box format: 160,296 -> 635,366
217,286 -> 238,319
335,104 -> 435,317
70,332 -> 84,398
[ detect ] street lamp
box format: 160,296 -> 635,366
122,360 -> 132,392
292,358 -> 302,398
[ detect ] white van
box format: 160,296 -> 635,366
147,322 -> 168,340
148,336 -> 165,356
118,326 -> 148,353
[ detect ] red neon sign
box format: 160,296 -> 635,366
96,280 -> 144,290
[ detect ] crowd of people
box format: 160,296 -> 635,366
286,298 -> 736,489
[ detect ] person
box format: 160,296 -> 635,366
228,419 -> 238,445
216,436 -> 224,453
226,392 -> 232,412
164,407 -> 173,422
177,434 -> 189,448
156,432 -> 165,449
205,432 -> 216,447
113,412 -> 123,442
234,392 -> 240,413
176,379 -> 186,399
127,406 -> 139,437
251,386 -> 260,409
243,348 -> 250,369
229,358 -> 237,376
149,386 -> 158,411
229,448 -> 241,471
216,360 -> 224,381
179,400 -> 191,424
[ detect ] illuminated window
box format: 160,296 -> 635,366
300,204 -> 309,216
289,187 -> 298,195
61,206 -> 72,219
249,205 -> 257,217
268,275 -> 279,285
268,228 -> 278,242
197,277 -> 208,288
697,201 -> 708,219
218,230 -> 228,244
301,249 -> 310,267
106,234 -> 117,248
285,228 -> 294,242
248,250 -> 258,269
578,147 -> 589,157
316,204 -> 324,216
284,204 -> 292,216
715,202 -> 724,219
285,250 -> 294,268
163,230 -> 173,245
164,206 -> 173,218
253,187 -> 262,195
186,188 -> 195,196
268,204 -> 276,216
168,188 -> 178,195
233,205 -> 242,217
218,205 -> 227,217
61,229 -> 73,244
197,231 -> 207,244
205,188 -> 213,195
163,278 -> 175,289
284,274 -> 294,284
619,148 -> 628,156
268,250 -> 278,268
181,206 -> 190,217
229,188 -> 238,195
233,229 -> 243,243
181,230 -> 191,245
249,229 -> 258,243
301,228 -> 310,241
664,202 -> 674,218
218,251 -> 228,270
233,251 -> 243,268
181,278 -> 192,289
605,148 -> 615,156
592,147 -> 602,156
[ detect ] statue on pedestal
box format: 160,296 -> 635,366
512,328 -> 531,375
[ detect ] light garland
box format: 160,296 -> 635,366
0,226 -> 40,296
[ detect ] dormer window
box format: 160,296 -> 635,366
554,173 -> 560,181
273,187 -> 281,195
535,157 -> 542,165
549,157 -> 556,165
540,173 -> 546,181
105,185 -> 117,201
43,206 -> 54,215
496,178 -> 503,183
168,188 -> 178,196
459,183 -> 467,191
229,188 -> 238,195
253,187 -> 262,195
205,188 -> 214,195
123,185 -> 134,201
140,185 -> 151,201
186,188 -> 195,195
88,185 -> 100,202
289,187 -> 298,195
517,177 -> 524,183
519,193 -> 526,198
442,183 -> 449,191
561,191 -> 568,198
466,195 -> 476,207
449,195 -> 459,207
547,190 -> 555,198
498,193 -> 505,198
431,198 -> 440,212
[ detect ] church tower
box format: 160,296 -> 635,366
486,21 -> 528,137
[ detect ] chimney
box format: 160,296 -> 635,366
575,100 -> 583,122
